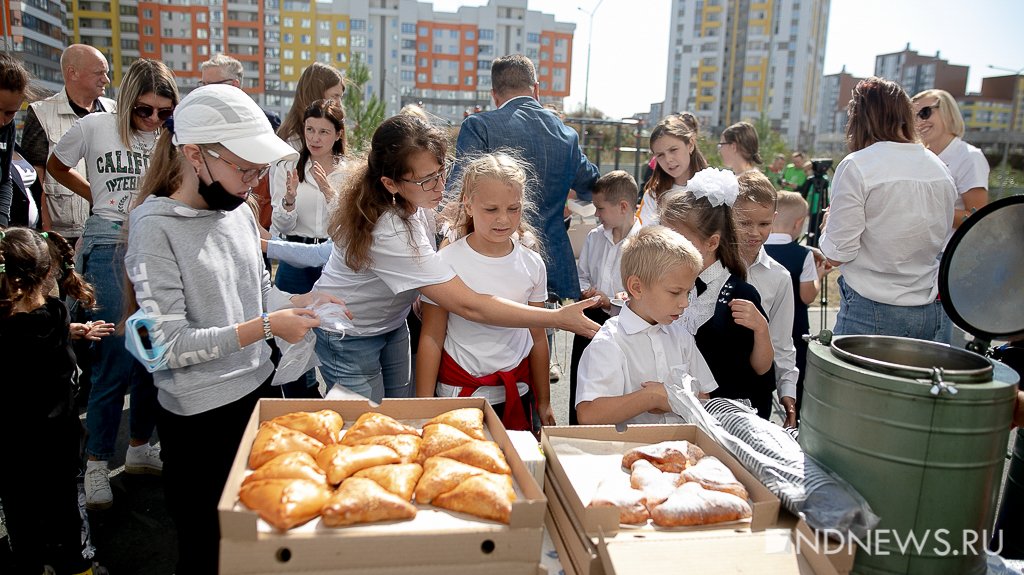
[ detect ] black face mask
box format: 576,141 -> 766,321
198,153 -> 246,211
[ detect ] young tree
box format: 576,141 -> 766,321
343,53 -> 386,152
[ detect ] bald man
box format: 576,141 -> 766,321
21,44 -> 115,239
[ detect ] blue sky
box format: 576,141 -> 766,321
430,0 -> 1024,119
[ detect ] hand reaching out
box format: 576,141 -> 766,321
71,320 -> 115,341
729,299 -> 768,335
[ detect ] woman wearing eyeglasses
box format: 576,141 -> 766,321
819,77 -> 956,342
718,121 -> 763,176
911,89 -> 989,231
46,58 -> 178,510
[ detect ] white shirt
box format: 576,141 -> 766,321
682,259 -> 730,335
576,302 -> 718,425
577,219 -> 641,301
766,233 -> 816,283
313,207 -> 456,336
270,159 -> 338,239
746,247 -> 798,399
937,137 -> 989,211
426,237 -> 547,404
637,184 -> 685,228
53,112 -> 157,223
819,141 -> 955,306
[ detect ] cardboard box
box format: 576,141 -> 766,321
218,397 -> 546,574
793,519 -> 855,575
541,424 -> 781,535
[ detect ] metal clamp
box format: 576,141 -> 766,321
926,367 -> 959,396
803,329 -> 833,346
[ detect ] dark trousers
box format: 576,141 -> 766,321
794,338 -> 808,417
491,389 -> 538,435
158,373 -> 278,575
568,307 -> 611,425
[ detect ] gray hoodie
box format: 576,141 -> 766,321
126,196 -> 292,416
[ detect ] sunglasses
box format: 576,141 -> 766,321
916,104 -> 939,121
133,104 -> 174,121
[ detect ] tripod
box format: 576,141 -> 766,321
803,168 -> 832,330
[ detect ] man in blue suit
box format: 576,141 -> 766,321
452,54 -> 600,305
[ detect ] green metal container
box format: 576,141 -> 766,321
800,334 -> 1018,575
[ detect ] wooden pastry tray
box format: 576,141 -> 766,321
218,397 -> 546,574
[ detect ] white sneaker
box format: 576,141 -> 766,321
85,461 -> 112,510
549,363 -> 562,383
125,443 -> 163,476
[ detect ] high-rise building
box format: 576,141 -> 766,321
814,66 -> 861,154
874,44 -> 968,99
4,0 -> 71,93
663,0 -> 830,148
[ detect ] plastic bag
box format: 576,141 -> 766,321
271,330 -> 320,385
309,293 -> 354,335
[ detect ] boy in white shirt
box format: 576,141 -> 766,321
576,226 -> 717,425
569,171 -> 642,424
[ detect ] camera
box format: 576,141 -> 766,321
811,158 -> 833,176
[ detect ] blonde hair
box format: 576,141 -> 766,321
911,89 -> 965,138
736,171 -> 778,209
775,191 -> 808,229
116,59 -> 179,149
447,152 -> 540,249
620,226 -> 703,296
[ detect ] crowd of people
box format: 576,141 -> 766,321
0,44 -> 995,574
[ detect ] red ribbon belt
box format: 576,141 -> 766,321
438,350 -> 531,431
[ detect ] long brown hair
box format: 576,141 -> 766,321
278,62 -> 345,144
328,113 -> 449,272
659,191 -> 746,281
646,112 -> 708,198
721,121 -> 762,165
297,98 -> 346,183
846,77 -> 916,152
0,228 -> 95,319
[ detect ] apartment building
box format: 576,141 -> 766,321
874,44 -> 968,99
5,0 -> 70,93
813,66 -> 861,154
663,0 -> 830,148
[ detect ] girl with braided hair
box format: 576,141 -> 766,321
0,227 -> 98,574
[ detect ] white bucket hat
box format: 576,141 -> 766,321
172,84 -> 298,164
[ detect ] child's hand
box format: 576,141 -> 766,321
536,402 -> 557,426
594,290 -> 611,310
640,381 -> 671,413
269,308 -> 320,343
729,299 -> 768,335
580,287 -> 597,299
85,321 -> 115,341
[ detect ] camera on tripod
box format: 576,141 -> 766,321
811,158 -> 833,176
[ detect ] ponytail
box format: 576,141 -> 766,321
135,130 -> 184,209
42,231 -> 96,308
659,191 -> 747,281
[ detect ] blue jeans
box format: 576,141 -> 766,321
80,243 -> 158,459
833,276 -> 945,342
314,323 -> 412,402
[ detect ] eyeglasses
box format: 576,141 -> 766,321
204,148 -> 271,183
400,160 -> 453,192
198,78 -> 236,87
717,141 -> 730,147
916,104 -> 940,121
132,104 -> 174,121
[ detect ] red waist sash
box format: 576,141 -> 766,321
438,350 -> 531,431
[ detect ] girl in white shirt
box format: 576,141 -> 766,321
307,113 -> 599,402
416,153 -> 554,431
637,112 -> 708,226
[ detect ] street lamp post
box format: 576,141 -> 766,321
579,0 -> 604,116
988,64 -> 1024,175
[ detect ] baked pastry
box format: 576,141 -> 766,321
269,410 -> 344,445
629,459 -> 680,506
415,456 -> 490,504
425,408 -> 486,441
437,440 -> 511,475
353,434 -> 422,464
432,474 -> 516,524
340,412 -> 419,445
621,440 -> 705,473
242,451 -> 328,487
353,463 -> 423,502
316,444 -> 402,485
249,421 -> 326,470
680,456 -> 748,500
419,423 -> 475,462
238,478 -> 332,531
587,477 -> 649,525
650,482 -> 752,527
321,477 -> 418,527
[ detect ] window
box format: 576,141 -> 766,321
433,44 -> 442,52
143,8 -> 153,17
477,60 -> 490,70
465,76 -> 474,86
283,49 -> 293,59
528,32 -> 540,43
336,36 -> 347,47
301,34 -> 310,43
351,19 -> 366,31
539,66 -> 548,75
464,46 -> 473,56
541,36 -> 550,45
449,30 -> 458,39
283,17 -> 293,27
300,50 -> 311,60
145,42 -> 154,51
402,23 -> 415,34
284,65 -> 294,75
319,21 -> 330,31
336,53 -> 347,63
464,61 -> 472,70
419,26 -> 428,36
283,33 -> 293,43
352,35 -> 366,47
466,30 -> 474,40
479,45 -> 492,55
162,27 -> 173,36
479,29 -> 493,40
336,20 -> 347,31
301,19 -> 311,28
434,29 -> 443,38
401,39 -> 415,49
417,73 -> 427,82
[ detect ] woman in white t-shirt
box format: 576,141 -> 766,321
47,58 -> 179,510
416,153 -> 555,431
637,112 -> 708,226
911,88 -> 989,230
271,113 -> 599,403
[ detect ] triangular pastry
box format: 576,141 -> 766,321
353,463 -> 423,501
352,434 -> 422,464
650,482 -> 752,527
249,421 -> 325,470
437,440 -> 511,475
425,408 -> 486,440
316,444 -> 401,485
415,456 -> 489,504
321,477 -> 418,527
629,459 -> 680,506
680,456 -> 748,500
341,412 -> 419,445
243,451 -> 328,487
419,423 -> 475,462
621,440 -> 705,473
238,478 -> 332,531
587,476 -> 649,525
432,474 -> 516,524
270,410 -> 344,445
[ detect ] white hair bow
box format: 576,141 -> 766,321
687,167 -> 739,207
